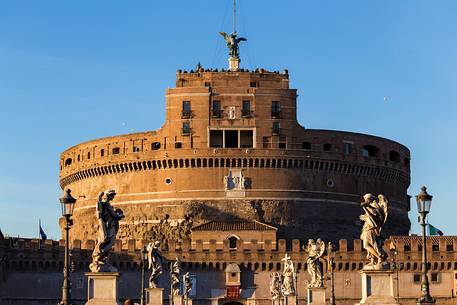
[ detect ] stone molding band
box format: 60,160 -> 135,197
60,156 -> 408,189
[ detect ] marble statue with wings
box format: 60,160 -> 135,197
303,238 -> 326,288
360,193 -> 389,269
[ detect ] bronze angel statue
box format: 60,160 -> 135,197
219,31 -> 247,58
303,238 -> 326,288
360,193 -> 389,269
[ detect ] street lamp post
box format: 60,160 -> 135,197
327,242 -> 336,305
140,246 -> 147,305
58,189 -> 76,305
416,186 -> 435,305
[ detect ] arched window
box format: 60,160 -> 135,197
361,145 -> 379,157
112,147 -> 120,155
227,236 -> 239,249
389,150 -> 400,162
64,158 -> 72,167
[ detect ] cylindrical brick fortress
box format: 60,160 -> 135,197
59,69 -> 411,245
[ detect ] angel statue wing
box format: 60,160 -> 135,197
316,239 -> 325,257
377,194 -> 389,227
219,32 -> 230,42
236,37 -> 247,43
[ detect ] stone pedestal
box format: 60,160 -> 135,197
170,294 -> 192,305
228,57 -> 240,71
356,270 -> 397,305
85,272 -> 121,305
283,295 -> 297,305
308,287 -> 326,305
145,287 -> 164,305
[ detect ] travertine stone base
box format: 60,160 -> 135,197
228,57 -> 240,71
85,272 -> 121,305
356,270 -> 397,305
308,287 -> 326,305
283,295 -> 297,305
145,287 -> 164,305
173,295 -> 192,305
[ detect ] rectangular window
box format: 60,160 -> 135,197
87,152 -> 91,159
209,130 -> 223,148
133,146 -> 140,152
263,136 -> 270,148
182,101 -> 191,118
242,100 -> 251,117
431,273 -> 438,282
240,130 -> 253,148
272,101 -> 280,118
225,130 -> 238,148
100,149 -> 105,157
272,122 -> 280,135
112,147 -> 120,155
344,142 -> 352,155
279,142 -> 286,149
182,121 -> 191,135
212,100 -> 221,117
250,81 -> 257,88
175,142 -> 182,149
413,274 -> 421,283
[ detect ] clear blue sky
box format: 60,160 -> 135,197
0,1 -> 456,239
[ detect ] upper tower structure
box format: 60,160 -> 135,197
59,13 -> 411,245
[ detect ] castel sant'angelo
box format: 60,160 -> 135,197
59,45 -> 411,249
1,8 -> 457,305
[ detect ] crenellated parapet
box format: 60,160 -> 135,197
1,236 -> 456,273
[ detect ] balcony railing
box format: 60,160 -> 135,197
241,110 -> 252,118
212,110 -> 222,118
271,111 -> 280,118
181,110 -> 192,119
272,127 -> 280,135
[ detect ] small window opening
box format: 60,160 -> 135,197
279,142 -> 286,149
344,143 -> 352,155
133,147 -> 140,152
204,82 -> 211,87
64,158 -> 72,166
212,100 -> 221,117
361,145 -> 379,157
250,81 -> 257,88
228,236 -> 237,249
242,100 -> 251,117
175,142 -> 182,149
182,121 -> 191,135
182,101 -> 191,118
389,150 -> 401,162
100,149 -> 105,157
112,147 -> 120,155
272,122 -> 280,135
263,136 -> 270,148
413,274 -> 421,283
87,152 -> 91,159
302,142 -> 311,150
324,143 -> 332,151
77,155 -> 80,162
271,101 -> 280,118
431,273 -> 438,282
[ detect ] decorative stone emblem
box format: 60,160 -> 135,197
228,106 -> 236,120
224,169 -> 246,190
